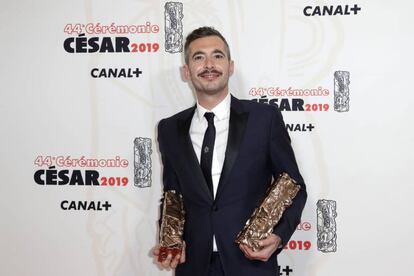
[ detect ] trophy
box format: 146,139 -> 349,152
235,173 -> 300,251
158,190 -> 185,262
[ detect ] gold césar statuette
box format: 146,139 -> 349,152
158,190 -> 185,262
235,173 -> 300,251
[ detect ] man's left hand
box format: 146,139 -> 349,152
239,234 -> 281,262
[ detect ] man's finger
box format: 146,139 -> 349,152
244,244 -> 255,255
241,244 -> 254,258
240,243 -> 273,262
239,245 -> 247,256
255,243 -> 278,261
180,243 -> 186,263
161,253 -> 173,268
259,235 -> 279,247
170,254 -> 181,269
243,242 -> 274,261
240,245 -> 252,260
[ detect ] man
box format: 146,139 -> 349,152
153,27 -> 307,276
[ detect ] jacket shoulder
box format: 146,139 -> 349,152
158,105 -> 195,131
162,106 -> 194,121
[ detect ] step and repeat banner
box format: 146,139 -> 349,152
1,1 -> 413,275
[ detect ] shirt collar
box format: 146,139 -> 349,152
195,92 -> 231,121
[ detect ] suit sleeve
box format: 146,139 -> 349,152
268,108 -> 307,253
157,119 -> 182,228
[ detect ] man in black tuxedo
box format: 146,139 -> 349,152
153,27 -> 307,276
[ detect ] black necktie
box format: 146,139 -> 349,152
200,112 -> 215,197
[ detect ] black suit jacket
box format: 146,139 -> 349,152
157,95 -> 307,276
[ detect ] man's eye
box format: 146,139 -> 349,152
193,55 -> 203,60
214,54 -> 224,59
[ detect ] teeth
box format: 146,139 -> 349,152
201,73 -> 219,78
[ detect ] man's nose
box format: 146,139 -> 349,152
204,57 -> 215,68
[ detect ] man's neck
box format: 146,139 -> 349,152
196,90 -> 229,111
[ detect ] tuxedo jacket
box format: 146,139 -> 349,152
157,95 -> 307,276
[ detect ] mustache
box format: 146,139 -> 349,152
198,69 -> 222,76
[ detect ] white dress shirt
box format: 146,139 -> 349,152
189,92 -> 231,251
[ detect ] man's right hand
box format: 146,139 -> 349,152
153,242 -> 186,269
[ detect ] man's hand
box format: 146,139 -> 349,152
153,242 -> 186,269
239,234 -> 281,262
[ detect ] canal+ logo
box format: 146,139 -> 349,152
304,4 -> 362,16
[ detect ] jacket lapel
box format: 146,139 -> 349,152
177,106 -> 214,202
215,96 -> 249,202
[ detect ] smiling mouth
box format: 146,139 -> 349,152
199,70 -> 222,80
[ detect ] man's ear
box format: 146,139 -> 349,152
183,64 -> 190,81
229,60 -> 234,76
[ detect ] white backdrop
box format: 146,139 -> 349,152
1,1 -> 413,275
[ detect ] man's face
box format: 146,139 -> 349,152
184,35 -> 234,97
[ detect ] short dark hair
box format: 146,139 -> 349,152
184,26 -> 231,64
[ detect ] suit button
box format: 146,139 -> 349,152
212,205 -> 218,212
